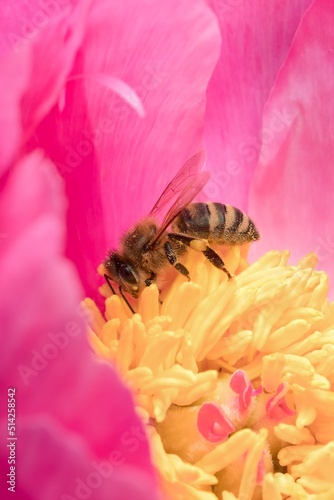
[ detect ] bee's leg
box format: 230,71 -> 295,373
164,241 -> 190,280
145,272 -> 156,287
104,274 -> 135,314
168,233 -> 233,280
202,247 -> 233,280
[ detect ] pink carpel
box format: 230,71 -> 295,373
197,402 -> 235,443
229,370 -> 262,412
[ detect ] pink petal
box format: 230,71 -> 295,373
34,0 -> 220,298
197,402 -> 235,442
0,417 -> 158,499
67,73 -> 146,117
0,49 -> 29,176
0,0 -> 90,175
203,0 -> 313,209
0,153 -> 157,491
249,0 -> 334,292
0,150 -> 65,253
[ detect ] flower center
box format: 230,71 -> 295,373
85,246 -> 334,499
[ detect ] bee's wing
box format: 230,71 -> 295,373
149,151 -> 207,219
150,154 -> 210,247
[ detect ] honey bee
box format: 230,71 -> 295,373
104,152 -> 259,310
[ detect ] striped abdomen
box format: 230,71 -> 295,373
172,202 -> 260,245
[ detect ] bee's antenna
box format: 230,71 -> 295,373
119,286 -> 135,315
104,274 -> 135,314
104,274 -> 117,295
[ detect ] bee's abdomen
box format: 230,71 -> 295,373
173,202 -> 260,245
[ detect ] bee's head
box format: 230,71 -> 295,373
104,253 -> 140,298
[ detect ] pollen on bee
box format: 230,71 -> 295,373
189,239 -> 207,252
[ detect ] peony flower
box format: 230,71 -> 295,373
82,0 -> 333,495
1,0 -> 334,499
82,1 -> 333,497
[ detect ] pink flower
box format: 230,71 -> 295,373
1,0 -> 334,498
